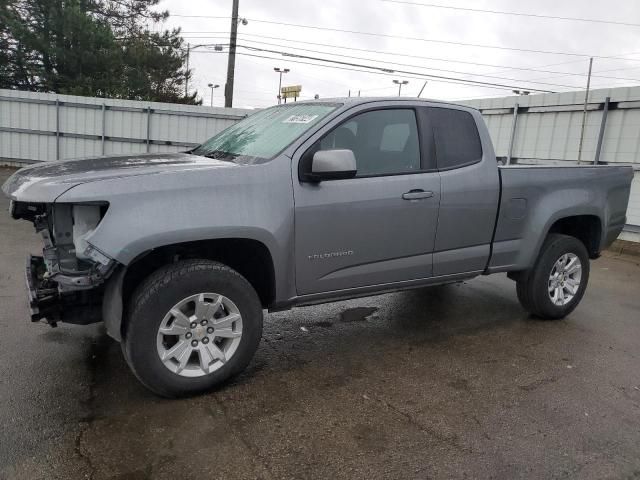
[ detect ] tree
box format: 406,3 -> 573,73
121,29 -> 199,103
0,0 -> 200,104
0,2 -> 12,89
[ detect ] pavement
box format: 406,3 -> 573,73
1,166 -> 639,480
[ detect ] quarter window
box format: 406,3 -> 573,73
310,109 -> 421,177
427,107 -> 483,170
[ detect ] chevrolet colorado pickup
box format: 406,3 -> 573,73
3,97 -> 633,397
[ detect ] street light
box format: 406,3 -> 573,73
274,67 -> 290,104
393,79 -> 409,96
208,83 -> 220,107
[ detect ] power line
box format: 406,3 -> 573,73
235,37 -> 640,85
381,0 -> 640,28
512,54 -> 640,83
473,54 -> 640,83
197,48 -> 555,93
236,52 -> 526,93
174,16 -> 640,61
175,24 -> 640,96
189,43 -> 357,91
229,34 -> 593,77
185,32 -> 640,80
235,42 -> 585,90
181,33 -> 640,93
188,36 -> 640,86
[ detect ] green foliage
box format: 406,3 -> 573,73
0,2 -> 13,89
0,0 -> 200,104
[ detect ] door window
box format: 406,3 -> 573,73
307,109 -> 421,177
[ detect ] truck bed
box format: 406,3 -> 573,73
488,164 -> 634,273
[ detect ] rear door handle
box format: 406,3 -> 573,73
402,189 -> 434,200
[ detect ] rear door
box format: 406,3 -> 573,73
425,106 -> 500,276
292,104 -> 441,295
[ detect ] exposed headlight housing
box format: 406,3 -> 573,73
9,200 -> 46,221
70,203 -> 109,261
72,205 -> 101,259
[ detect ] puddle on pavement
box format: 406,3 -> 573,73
312,320 -> 334,328
339,307 -> 378,323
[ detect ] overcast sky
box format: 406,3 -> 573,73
159,0 -> 640,108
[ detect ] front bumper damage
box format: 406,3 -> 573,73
26,254 -> 114,327
26,255 -> 57,323
17,201 -> 117,327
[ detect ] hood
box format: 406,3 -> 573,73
2,153 -> 240,202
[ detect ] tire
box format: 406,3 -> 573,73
122,259 -> 263,398
516,234 -> 590,320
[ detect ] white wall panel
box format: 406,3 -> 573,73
462,86 -> 640,166
0,89 -> 251,163
2,87 -> 638,236
627,172 -> 640,227
463,86 -> 640,234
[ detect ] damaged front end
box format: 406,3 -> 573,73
12,200 -> 116,327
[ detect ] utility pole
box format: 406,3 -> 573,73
184,43 -> 190,97
224,0 -> 239,108
577,57 -> 594,164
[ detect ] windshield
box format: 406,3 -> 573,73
191,103 -> 340,164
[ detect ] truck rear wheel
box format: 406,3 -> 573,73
516,234 -> 590,320
122,259 -> 263,398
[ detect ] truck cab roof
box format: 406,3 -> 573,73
288,96 -> 480,111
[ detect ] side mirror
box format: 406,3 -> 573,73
306,149 -> 357,182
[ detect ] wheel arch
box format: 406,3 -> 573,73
529,211 -> 603,269
547,214 -> 602,259
103,238 -> 276,342
505,213 -> 602,282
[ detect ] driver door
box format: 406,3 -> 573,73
292,105 -> 441,295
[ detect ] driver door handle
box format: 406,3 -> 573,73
402,189 -> 434,200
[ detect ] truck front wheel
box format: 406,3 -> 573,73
516,234 -> 590,320
122,259 -> 263,398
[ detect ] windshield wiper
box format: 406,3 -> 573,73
201,150 -> 238,161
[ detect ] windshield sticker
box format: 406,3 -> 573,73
282,114 -> 319,124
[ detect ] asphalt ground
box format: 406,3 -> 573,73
1,167 -> 639,479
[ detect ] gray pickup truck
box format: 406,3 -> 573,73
3,97 -> 633,397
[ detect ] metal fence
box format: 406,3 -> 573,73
0,89 -> 251,166
460,86 -> 640,166
461,86 -> 640,241
1,87 -> 638,242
